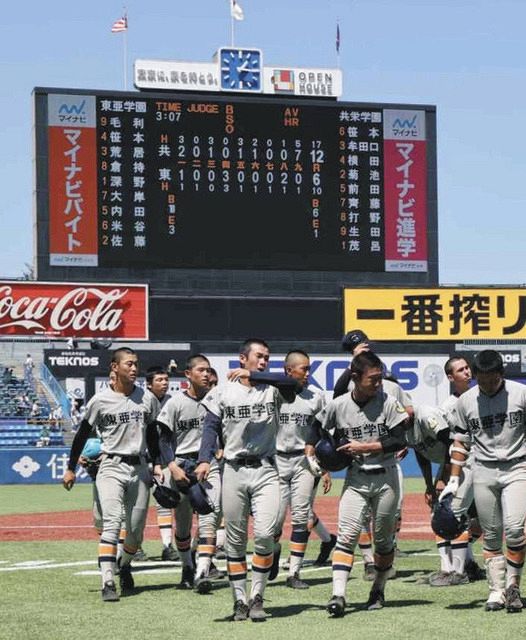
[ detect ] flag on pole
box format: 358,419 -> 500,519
336,22 -> 341,53
230,0 -> 244,21
111,15 -> 128,33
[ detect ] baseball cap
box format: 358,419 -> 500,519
341,329 -> 369,353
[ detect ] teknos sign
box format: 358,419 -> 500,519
0,282 -> 148,339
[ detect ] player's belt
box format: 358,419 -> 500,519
177,452 -> 199,460
356,466 -> 386,475
105,453 -> 143,465
276,449 -> 304,457
227,456 -> 274,468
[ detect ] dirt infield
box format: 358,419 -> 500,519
0,493 -> 433,542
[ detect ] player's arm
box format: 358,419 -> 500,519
195,411 -> 223,481
414,450 -> 435,506
155,420 -> 190,484
333,368 -> 352,399
228,369 -> 301,402
438,417 -> 470,501
63,419 -> 93,490
337,421 -> 408,455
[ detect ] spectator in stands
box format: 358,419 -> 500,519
24,354 -> 34,384
3,366 -> 13,382
30,400 -> 41,420
48,405 -> 63,431
39,424 -> 51,446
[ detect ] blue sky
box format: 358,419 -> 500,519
1,0 -> 525,284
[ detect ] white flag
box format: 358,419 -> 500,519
230,0 -> 244,21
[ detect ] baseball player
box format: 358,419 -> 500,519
317,351 -> 409,617
428,356 -> 483,587
143,365 -> 180,562
333,330 -> 413,578
442,349 -> 526,612
154,354 -> 222,593
272,349 -> 329,589
62,347 -> 159,602
195,338 -> 300,622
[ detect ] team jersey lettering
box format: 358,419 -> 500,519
224,403 -> 275,421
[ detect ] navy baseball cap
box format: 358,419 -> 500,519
342,329 -> 369,353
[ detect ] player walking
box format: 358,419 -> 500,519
195,338 -> 299,621
318,351 -> 409,617
62,348 -> 159,601
273,349 -> 329,589
443,350 -> 526,612
154,354 -> 221,593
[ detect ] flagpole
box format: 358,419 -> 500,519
336,19 -> 341,69
123,7 -> 128,89
231,7 -> 235,46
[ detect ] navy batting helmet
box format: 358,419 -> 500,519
315,436 -> 350,472
342,329 -> 369,353
153,479 -> 181,509
431,494 -> 467,540
188,481 -> 215,515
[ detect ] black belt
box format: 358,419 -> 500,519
227,456 -> 274,468
105,453 -> 143,465
276,449 -> 304,457
177,452 -> 199,460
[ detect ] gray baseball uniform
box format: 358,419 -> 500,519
275,385 -> 326,568
82,385 -> 158,585
453,380 -> 526,552
316,390 -> 408,598
200,378 -> 285,603
156,391 -> 221,553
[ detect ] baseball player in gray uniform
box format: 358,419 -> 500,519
63,348 -> 159,602
317,351 -> 409,617
443,349 -> 526,612
154,354 -> 222,594
195,338 -> 299,622
273,349 -> 329,589
428,356 -> 483,587
144,366 -> 180,562
333,331 -> 413,580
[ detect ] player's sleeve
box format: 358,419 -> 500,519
156,396 -> 178,431
383,394 -> 409,430
451,396 -> 471,443
200,387 -> 223,418
333,368 -> 352,398
83,394 -> 100,428
313,400 -> 338,437
198,412 -> 223,464
249,371 -> 301,402
67,419 -> 94,471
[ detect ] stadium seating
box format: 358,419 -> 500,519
0,419 -> 64,448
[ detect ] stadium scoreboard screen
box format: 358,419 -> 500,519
34,88 -> 437,274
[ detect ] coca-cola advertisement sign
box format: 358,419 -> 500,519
0,282 -> 148,339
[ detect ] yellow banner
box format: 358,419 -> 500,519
343,288 -> 526,341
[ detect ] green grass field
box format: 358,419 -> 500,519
0,482 -> 516,640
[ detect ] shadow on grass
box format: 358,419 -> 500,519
446,599 -> 488,610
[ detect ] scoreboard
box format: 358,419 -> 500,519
35,88 -> 436,275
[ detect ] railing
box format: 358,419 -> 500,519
39,363 -> 71,420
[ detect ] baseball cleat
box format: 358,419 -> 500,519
428,570 -> 453,587
232,599 -> 250,621
101,580 -> 120,602
465,559 -> 485,582
133,548 -> 148,562
248,593 -> 267,621
194,574 -> 212,595
449,572 -> 469,586
327,595 -> 346,618
119,563 -> 134,593
209,561 -> 225,580
485,601 -> 505,612
366,588 -> 385,610
269,543 -> 281,581
161,544 -> 179,562
286,573 -> 309,589
363,562 -> 376,581
505,585 -> 523,613
315,534 -> 337,565
179,565 -> 195,589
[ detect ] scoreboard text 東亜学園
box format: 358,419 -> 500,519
34,88 -> 437,278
